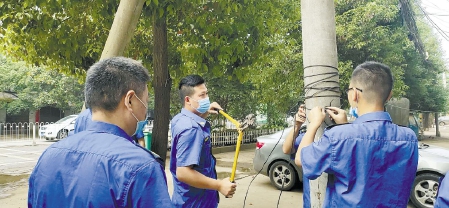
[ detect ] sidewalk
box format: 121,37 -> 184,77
419,126 -> 449,149
0,140 -> 52,148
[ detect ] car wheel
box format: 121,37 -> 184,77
439,121 -> 445,126
57,130 -> 68,140
410,173 -> 441,208
269,161 -> 297,191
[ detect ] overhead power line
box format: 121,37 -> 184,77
416,2 -> 449,41
400,0 -> 427,58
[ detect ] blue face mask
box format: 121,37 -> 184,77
349,107 -> 359,118
190,97 -> 211,114
131,95 -> 148,136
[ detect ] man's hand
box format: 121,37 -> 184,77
325,107 -> 348,124
218,177 -> 237,198
208,102 -> 222,115
308,107 -> 326,128
294,104 -> 306,126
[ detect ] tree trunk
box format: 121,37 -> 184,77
423,112 -> 430,130
435,112 -> 440,137
89,0 -> 145,112
100,0 -> 145,60
151,11 -> 171,167
301,0 -> 339,207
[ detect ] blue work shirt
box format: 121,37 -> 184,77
74,108 -> 93,133
301,111 -> 418,207
435,171 -> 449,208
28,121 -> 173,208
73,108 -> 144,140
290,132 -> 310,208
170,108 -> 218,208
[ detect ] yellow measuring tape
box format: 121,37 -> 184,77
217,110 -> 243,182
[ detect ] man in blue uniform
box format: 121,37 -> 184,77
295,61 -> 419,207
282,105 -> 310,208
73,108 -> 146,147
435,171 -> 449,208
170,75 -> 237,207
28,57 -> 173,207
73,108 -> 92,133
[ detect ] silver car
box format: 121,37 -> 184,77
253,127 -> 304,191
253,127 -> 449,208
438,116 -> 449,126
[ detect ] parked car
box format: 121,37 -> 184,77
253,127 -> 449,208
438,116 -> 449,126
253,127 -> 303,191
39,115 -> 78,140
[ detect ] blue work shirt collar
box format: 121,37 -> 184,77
352,111 -> 392,124
86,121 -> 133,143
181,108 -> 208,127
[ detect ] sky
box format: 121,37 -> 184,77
420,0 -> 449,63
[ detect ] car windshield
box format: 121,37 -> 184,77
55,115 -> 77,124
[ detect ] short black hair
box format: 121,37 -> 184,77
178,75 -> 205,105
351,61 -> 393,104
85,57 -> 150,112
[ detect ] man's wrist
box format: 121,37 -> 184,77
309,122 -> 321,130
214,179 -> 222,191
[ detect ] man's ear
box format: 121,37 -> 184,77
124,90 -> 136,111
184,96 -> 190,106
386,91 -> 393,102
350,90 -> 358,103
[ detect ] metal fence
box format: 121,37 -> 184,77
0,122 -> 53,142
0,122 -> 284,147
210,128 -> 283,147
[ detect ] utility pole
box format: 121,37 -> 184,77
301,0 -> 339,207
100,0 -> 145,60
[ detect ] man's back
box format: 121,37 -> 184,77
28,122 -> 172,208
301,112 -> 419,207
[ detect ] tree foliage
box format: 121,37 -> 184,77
0,55 -> 84,114
0,0 -> 447,126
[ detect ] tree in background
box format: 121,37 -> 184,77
0,55 -> 84,115
0,0 -> 447,130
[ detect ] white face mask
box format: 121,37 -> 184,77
130,95 -> 148,136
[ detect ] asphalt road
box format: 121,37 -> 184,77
1,127 -> 449,207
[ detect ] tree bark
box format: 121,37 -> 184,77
435,112 -> 440,137
423,112 -> 430,130
301,0 -> 339,207
151,11 -> 171,166
100,0 -> 145,60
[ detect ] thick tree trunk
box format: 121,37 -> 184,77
100,0 -> 145,60
423,112 -> 430,130
152,11 -> 171,166
301,0 -> 339,207
89,0 -> 145,112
